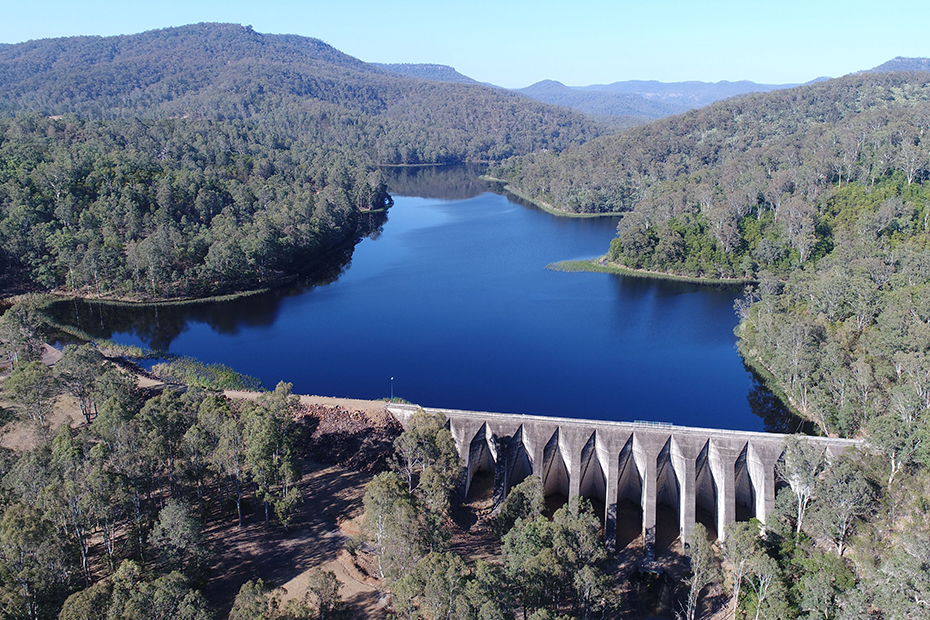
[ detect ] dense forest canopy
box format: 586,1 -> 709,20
373,63 -> 480,85
493,71 -> 930,218
0,114 -> 391,298
492,71 -> 930,443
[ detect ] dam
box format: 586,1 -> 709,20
388,404 -> 860,553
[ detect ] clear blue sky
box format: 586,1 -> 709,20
2,0 -> 927,88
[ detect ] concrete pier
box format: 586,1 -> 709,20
389,404 -> 860,548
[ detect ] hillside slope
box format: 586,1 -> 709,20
495,70 -> 930,449
493,72 -> 930,223
868,56 -> 930,72
0,23 -> 602,164
373,62 -> 480,84
582,79 -> 805,110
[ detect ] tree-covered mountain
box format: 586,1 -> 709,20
492,71 -> 930,226
0,23 -> 602,165
512,77 -> 837,127
373,62 -> 480,85
0,24 -> 605,299
580,79 -> 810,111
868,56 -> 930,73
494,70 -> 930,444
0,114 -> 395,299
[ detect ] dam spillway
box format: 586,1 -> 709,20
388,404 -> 861,553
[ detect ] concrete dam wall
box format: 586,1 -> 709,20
388,404 -> 860,554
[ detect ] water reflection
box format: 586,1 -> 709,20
381,163 -> 490,199
45,235 -> 367,352
746,366 -> 815,434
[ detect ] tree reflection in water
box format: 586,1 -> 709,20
746,365 -> 814,435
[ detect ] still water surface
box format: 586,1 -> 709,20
54,167 -> 796,432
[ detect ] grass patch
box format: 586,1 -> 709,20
45,277 -> 295,307
547,259 -> 757,286
151,357 -> 263,391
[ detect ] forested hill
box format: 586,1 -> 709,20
0,24 -> 607,300
491,71 -> 930,241
373,63 -> 480,84
495,69 -> 930,446
517,79 -> 808,120
869,56 -> 930,72
578,79 -> 809,111
0,23 -> 602,164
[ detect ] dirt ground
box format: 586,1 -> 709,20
195,392 -> 404,618
201,461 -> 388,619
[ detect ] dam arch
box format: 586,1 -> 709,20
390,405 -> 861,550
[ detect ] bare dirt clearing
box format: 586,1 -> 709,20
202,396 -> 403,618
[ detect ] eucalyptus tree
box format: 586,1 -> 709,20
362,471 -> 424,582
149,499 -> 209,583
55,344 -> 106,425
681,523 -> 719,620
393,409 -> 460,514
3,360 -> 58,443
805,457 -> 875,556
493,475 -> 544,538
721,520 -> 762,619
138,389 -> 198,498
777,436 -> 827,538
0,501 -> 79,620
502,497 -> 614,619
0,303 -> 45,370
865,414 -> 927,488
210,402 -> 248,527
245,382 -> 303,528
392,552 -> 470,620
43,428 -> 97,585
745,553 -> 787,620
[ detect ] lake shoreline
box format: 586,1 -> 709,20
42,184 -> 777,431
0,200 -> 388,307
548,258 -> 757,287
480,176 -> 626,218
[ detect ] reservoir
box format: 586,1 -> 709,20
51,166 -> 798,432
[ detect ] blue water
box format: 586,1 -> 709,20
56,186 -> 775,431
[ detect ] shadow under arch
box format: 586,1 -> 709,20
615,436 -> 643,551
579,431 -> 608,532
541,430 -> 569,516
655,438 -> 681,555
694,441 -> 719,541
465,423 -> 496,505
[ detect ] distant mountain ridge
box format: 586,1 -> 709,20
492,70 -> 930,219
511,77 -> 846,124
373,63 -> 479,84
868,56 -> 930,73
515,79 -> 681,122
581,79 -> 805,110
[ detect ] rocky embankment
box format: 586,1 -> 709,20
296,402 -> 403,472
